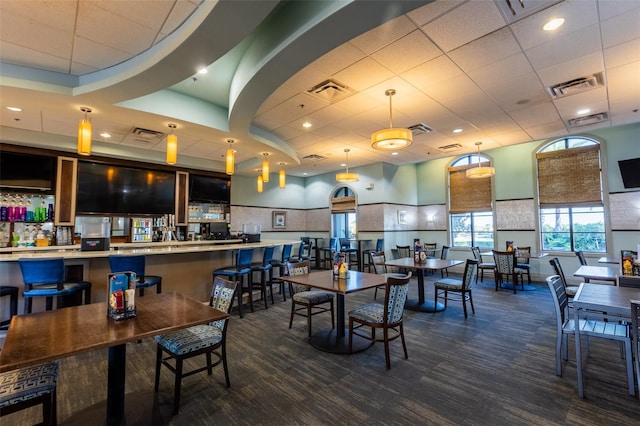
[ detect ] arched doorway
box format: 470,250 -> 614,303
330,186 -> 357,240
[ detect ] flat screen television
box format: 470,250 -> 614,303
76,161 -> 175,215
0,151 -> 56,191
189,174 -> 230,204
618,158 -> 640,189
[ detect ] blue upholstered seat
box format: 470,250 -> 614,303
0,362 -> 58,425
108,255 -> 162,296
250,246 -> 275,308
270,244 -> 293,301
213,247 -> 254,317
155,276 -> 236,415
19,258 -> 92,313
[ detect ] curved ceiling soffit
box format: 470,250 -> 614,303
227,0 -> 430,164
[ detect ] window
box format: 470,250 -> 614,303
331,186 -> 356,239
449,154 -> 494,248
537,137 -> 606,253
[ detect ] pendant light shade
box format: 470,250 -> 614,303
279,162 -> 286,189
77,107 -> 92,156
466,141 -> 495,179
371,89 -> 412,150
336,148 -> 359,182
225,139 -> 235,175
166,124 -> 177,165
262,153 -> 270,182
257,173 -> 264,193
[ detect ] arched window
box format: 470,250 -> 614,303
448,153 -> 494,248
536,137 -> 606,253
331,186 -> 356,240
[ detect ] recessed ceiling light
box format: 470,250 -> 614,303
6,106 -> 22,112
391,152 -> 398,156
100,132 -> 111,138
577,108 -> 590,115
340,163 -> 346,167
302,122 -> 312,128
197,67 -> 208,74
452,128 -> 463,133
543,18 -> 564,31
303,172 -> 308,176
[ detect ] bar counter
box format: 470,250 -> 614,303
0,239 -> 298,314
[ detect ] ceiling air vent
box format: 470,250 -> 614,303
438,143 -> 463,152
302,154 -> 326,161
306,79 -> 352,103
130,127 -> 165,143
567,112 -> 609,128
408,123 -> 433,135
548,72 -> 605,99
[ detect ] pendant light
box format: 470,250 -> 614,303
262,153 -> 270,182
371,89 -> 412,150
225,139 -> 235,175
466,141 -> 495,179
77,107 -> 92,156
336,148 -> 359,182
279,162 -> 286,189
257,170 -> 264,193
166,124 -> 177,165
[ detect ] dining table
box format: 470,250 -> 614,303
571,283 -> 640,397
573,264 -> 618,284
280,269 -> 386,354
598,256 -> 620,264
383,257 -> 464,312
0,292 -> 228,426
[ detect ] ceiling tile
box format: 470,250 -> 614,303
349,14 -> 417,55
509,102 -> 562,128
370,30 -> 442,75
536,52 -> 604,86
406,0 -> 466,27
333,57 -> 395,92
604,39 -> 640,69
600,6 -> 640,48
524,24 -> 602,70
307,42 -> 367,76
448,27 -> 521,72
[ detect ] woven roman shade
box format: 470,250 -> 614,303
331,195 -> 356,213
537,145 -> 602,207
449,162 -> 492,213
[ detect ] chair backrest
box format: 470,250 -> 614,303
209,276 -> 237,329
547,275 -> 569,327
461,259 -> 478,290
326,238 -> 336,252
424,243 -> 437,250
549,257 -> 569,290
516,246 -> 531,264
236,248 -> 254,268
284,260 -> 310,294
493,250 -> 515,274
109,255 -> 146,277
339,238 -> 351,250
384,273 -> 412,325
471,246 -> 481,261
370,251 -> 387,275
631,299 -> 640,349
396,245 -> 411,258
575,251 -> 588,265
376,238 -> 384,251
300,236 -> 310,245
262,246 -> 275,265
19,258 -> 65,285
440,245 -> 450,261
281,244 -> 293,262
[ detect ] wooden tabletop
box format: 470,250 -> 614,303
573,265 -> 618,282
598,256 -> 620,264
384,257 -> 463,271
281,270 -> 386,294
573,283 -> 640,318
0,292 -> 227,373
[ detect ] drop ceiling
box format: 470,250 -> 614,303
0,0 -> 638,178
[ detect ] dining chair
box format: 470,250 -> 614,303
423,242 -> 438,258
213,247 -> 254,318
369,250 -> 404,300
493,250 -> 525,293
348,273 -> 412,369
285,260 -> 335,337
0,286 -> 18,330
250,245 -> 275,308
108,254 -> 162,296
471,247 -> 495,284
434,259 -> 478,318
0,362 -> 58,426
546,275 -> 575,377
548,257 -> 580,300
515,246 -> 531,284
395,245 -> 411,259
575,250 -> 588,266
154,276 -> 236,415
439,245 -> 451,278
18,258 -> 92,314
630,299 -> 640,400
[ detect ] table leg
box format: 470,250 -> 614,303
574,306 -> 584,397
404,270 -> 445,313
107,344 -> 126,426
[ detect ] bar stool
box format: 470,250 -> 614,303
271,244 -> 293,301
320,238 -> 337,269
0,286 -> 18,329
250,245 -> 275,308
213,247 -> 254,318
18,258 -> 92,314
108,255 -> 162,296
339,238 -> 358,269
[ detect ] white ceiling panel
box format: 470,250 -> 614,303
370,30 -> 442,75
349,14 -> 417,55
524,24 -> 603,70
448,27 -> 521,72
600,6 -> 640,48
604,39 -> 640,69
536,52 -> 604,86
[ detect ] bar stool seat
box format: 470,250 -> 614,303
0,286 -> 18,329
250,246 -> 275,308
108,255 -> 162,297
213,247 -> 254,318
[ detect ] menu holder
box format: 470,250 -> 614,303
108,271 -> 137,320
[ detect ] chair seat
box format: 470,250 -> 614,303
292,290 -> 334,305
251,263 -> 273,272
516,263 -> 530,269
0,362 -> 58,409
213,267 -> 252,277
566,286 -> 579,297
136,275 -> 161,288
349,303 -> 384,324
23,281 -> 90,297
434,278 -> 463,290
479,262 -> 495,268
155,324 -> 223,355
0,286 -> 19,297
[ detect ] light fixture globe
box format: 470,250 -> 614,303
77,107 -> 92,156
336,148 -> 359,183
371,89 -> 412,150
466,141 -> 495,179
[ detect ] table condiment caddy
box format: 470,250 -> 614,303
108,271 -> 137,320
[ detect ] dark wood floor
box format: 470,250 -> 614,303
6,272 -> 640,425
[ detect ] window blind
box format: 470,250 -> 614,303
449,162 -> 492,213
331,195 -> 356,213
537,145 -> 602,207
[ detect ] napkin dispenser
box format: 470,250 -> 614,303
80,217 -> 111,251
108,271 -> 137,320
